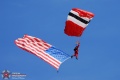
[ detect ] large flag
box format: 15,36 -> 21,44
15,35 -> 70,70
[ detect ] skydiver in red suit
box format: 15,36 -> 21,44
71,42 -> 80,60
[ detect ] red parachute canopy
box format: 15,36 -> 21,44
64,8 -> 94,37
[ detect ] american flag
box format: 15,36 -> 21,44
15,34 -> 70,70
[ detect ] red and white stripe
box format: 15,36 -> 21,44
15,35 -> 61,70
67,9 -> 92,28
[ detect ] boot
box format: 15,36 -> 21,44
76,57 -> 78,60
71,55 -> 73,58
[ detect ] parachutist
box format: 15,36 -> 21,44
71,42 -> 80,60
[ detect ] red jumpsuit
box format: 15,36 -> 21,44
71,43 -> 80,59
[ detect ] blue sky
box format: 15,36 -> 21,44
0,0 -> 120,80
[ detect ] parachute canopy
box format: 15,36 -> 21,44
64,8 -> 94,37
15,35 -> 70,70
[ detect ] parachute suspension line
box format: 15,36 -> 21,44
76,37 -> 80,44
